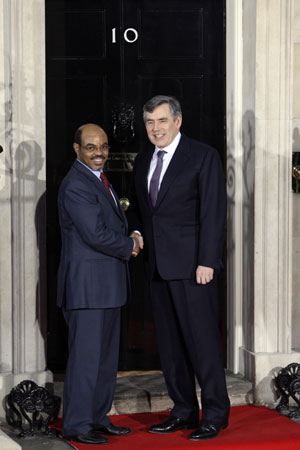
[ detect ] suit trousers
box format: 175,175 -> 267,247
150,274 -> 230,425
62,307 -> 120,436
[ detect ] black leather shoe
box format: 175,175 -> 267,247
63,430 -> 108,444
189,421 -> 228,440
96,423 -> 131,436
149,416 -> 198,434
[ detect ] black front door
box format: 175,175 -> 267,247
46,0 -> 225,371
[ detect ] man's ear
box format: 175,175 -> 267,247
176,114 -> 182,130
73,142 -> 80,157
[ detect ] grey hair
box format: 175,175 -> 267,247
143,95 -> 182,122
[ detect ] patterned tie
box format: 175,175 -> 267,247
149,150 -> 166,207
100,172 -> 113,198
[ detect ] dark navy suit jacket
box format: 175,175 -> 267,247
57,159 -> 133,309
128,134 -> 226,280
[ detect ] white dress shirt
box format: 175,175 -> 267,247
147,132 -> 181,191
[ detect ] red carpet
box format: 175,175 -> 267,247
50,405 -> 300,449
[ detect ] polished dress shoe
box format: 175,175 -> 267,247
96,423 -> 131,436
63,429 -> 108,444
189,421 -> 228,440
149,416 -> 198,434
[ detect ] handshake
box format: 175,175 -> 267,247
130,231 -> 144,257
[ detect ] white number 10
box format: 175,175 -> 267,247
112,28 -> 139,43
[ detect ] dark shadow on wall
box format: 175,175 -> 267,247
14,140 -> 48,367
226,107 -> 255,369
241,110 -> 255,355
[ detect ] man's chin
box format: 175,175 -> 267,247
153,137 -> 168,148
90,162 -> 105,170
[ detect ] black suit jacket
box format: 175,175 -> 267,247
128,134 -> 226,280
57,160 -> 133,309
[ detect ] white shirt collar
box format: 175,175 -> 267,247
77,158 -> 102,178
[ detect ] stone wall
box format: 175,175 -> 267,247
0,0 -> 52,418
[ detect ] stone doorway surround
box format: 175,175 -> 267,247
0,0 -> 299,425
226,0 -> 300,403
0,0 -> 52,420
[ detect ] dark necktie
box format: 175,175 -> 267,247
149,150 -> 166,207
100,172 -> 113,198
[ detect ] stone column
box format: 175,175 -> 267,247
227,0 -> 300,403
0,0 -> 52,417
292,1 -> 300,352
226,0 -> 244,375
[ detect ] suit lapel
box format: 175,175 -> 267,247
138,148 -> 155,209
99,175 -> 126,222
73,160 -> 125,222
155,135 -> 190,208
109,183 -> 128,225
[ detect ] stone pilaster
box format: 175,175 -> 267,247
0,0 -> 52,417
226,0 -> 244,374
236,0 -> 300,403
292,1 -> 300,352
0,0 -> 13,378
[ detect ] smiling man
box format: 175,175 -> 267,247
144,102 -> 182,149
73,124 -> 110,171
57,123 -> 142,445
128,96 -> 230,441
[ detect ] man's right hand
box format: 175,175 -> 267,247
130,232 -> 144,257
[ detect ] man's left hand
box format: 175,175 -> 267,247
196,265 -> 214,284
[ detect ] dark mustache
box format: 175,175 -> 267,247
91,155 -> 105,160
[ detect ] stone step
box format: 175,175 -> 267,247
0,372 -> 254,449
0,429 -> 21,450
54,370 -> 253,417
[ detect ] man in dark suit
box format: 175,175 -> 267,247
57,123 -> 142,445
128,95 -> 230,440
